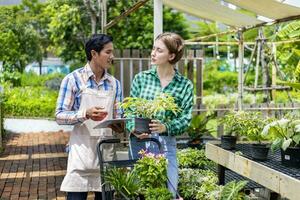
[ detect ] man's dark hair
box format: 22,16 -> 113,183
85,34 -> 113,61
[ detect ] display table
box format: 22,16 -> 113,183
205,142 -> 300,200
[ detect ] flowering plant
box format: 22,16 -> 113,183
134,149 -> 168,189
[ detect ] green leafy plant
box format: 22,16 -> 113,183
262,118 -> 300,151
143,187 -> 173,200
220,111 -> 246,136
120,93 -> 180,120
177,148 -> 215,169
233,111 -> 271,143
178,168 -> 220,200
220,180 -> 248,200
105,167 -> 139,199
186,112 -> 215,142
134,149 -> 168,189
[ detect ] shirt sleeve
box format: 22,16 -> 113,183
113,79 -> 123,119
126,73 -> 142,132
164,82 -> 194,136
55,75 -> 86,125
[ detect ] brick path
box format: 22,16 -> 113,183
0,131 -> 70,200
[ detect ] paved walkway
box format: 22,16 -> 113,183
0,131 -> 70,200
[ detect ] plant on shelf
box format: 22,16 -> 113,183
120,93 -> 180,133
219,111 -> 246,150
235,111 -> 273,161
177,148 -> 215,169
262,117 -> 300,167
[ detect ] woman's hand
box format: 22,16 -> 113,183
131,131 -> 150,139
149,120 -> 166,134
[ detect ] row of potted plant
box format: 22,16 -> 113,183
220,111 -> 300,168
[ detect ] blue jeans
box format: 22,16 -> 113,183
129,134 -> 178,197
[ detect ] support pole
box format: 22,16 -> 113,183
154,0 -> 163,40
101,0 -> 107,33
237,30 -> 244,111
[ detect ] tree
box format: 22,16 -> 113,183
45,0 -> 190,65
0,4 -> 43,72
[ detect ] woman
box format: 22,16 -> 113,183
56,34 -> 122,200
128,32 -> 194,197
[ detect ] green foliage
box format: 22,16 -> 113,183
178,168 -> 221,200
0,2 -> 44,72
220,180 -> 248,200
262,118 -> 300,151
144,187 -> 173,200
203,60 -> 238,93
186,112 -> 215,141
134,149 -> 168,189
177,148 -> 215,169
229,111 -> 271,143
3,86 -> 57,118
120,93 -> 180,120
276,20 -> 300,81
0,71 -> 22,87
220,111 -> 248,136
44,0 -> 189,65
105,167 -> 139,199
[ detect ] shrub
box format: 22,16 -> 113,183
3,86 -> 58,118
177,148 -> 215,169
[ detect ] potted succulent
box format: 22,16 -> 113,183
236,112 -> 272,161
220,111 -> 245,150
262,118 -> 300,168
120,93 -> 180,134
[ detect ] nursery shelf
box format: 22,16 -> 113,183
205,142 -> 300,200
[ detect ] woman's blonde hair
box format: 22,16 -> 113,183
155,32 -> 185,64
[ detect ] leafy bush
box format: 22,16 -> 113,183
144,187 -> 173,200
21,72 -> 64,89
178,168 -> 221,200
3,86 -> 58,118
0,71 -> 22,87
177,148 -> 215,169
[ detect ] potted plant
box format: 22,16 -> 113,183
120,93 -> 180,134
220,111 -> 245,150
185,112 -> 216,149
236,112 -> 272,161
262,118 -> 300,168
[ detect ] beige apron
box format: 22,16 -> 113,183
60,79 -> 116,192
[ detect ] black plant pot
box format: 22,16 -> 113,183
251,143 -> 269,161
281,147 -> 300,168
187,138 -> 203,149
221,135 -> 237,150
134,117 -> 151,134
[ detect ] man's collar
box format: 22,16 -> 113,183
84,63 -> 110,83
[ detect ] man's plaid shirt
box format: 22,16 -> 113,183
127,66 -> 194,136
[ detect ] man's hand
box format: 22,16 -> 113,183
86,106 -> 108,121
149,120 -> 166,134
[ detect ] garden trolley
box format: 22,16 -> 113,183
97,137 -> 163,200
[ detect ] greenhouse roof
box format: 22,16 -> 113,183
163,0 -> 300,28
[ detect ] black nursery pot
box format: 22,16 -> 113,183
221,135 -> 237,150
251,143 -> 269,161
134,117 -> 151,134
281,147 -> 300,168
